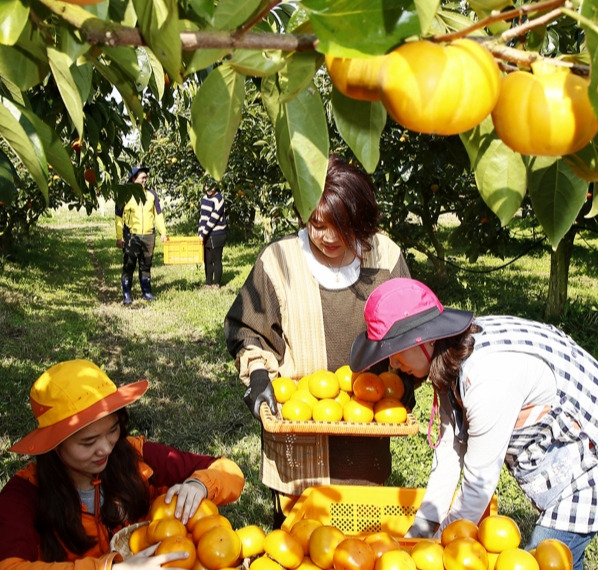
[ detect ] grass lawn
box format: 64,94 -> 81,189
1,206 -> 597,567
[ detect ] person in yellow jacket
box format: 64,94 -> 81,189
0,359 -> 245,570
115,166 -> 168,304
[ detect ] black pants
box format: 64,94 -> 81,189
203,233 -> 227,285
122,231 -> 155,281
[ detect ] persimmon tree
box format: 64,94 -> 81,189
1,0 -> 598,314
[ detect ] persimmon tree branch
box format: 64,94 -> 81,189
432,0 -> 590,75
36,0 -> 318,51
432,0 -> 567,42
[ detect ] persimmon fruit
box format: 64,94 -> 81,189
478,514 -> 521,553
441,518 -> 479,546
197,525 -> 242,570
156,535 -> 197,569
491,61 -> 598,156
264,529 -> 304,569
378,39 -> 501,135
332,537 -> 375,570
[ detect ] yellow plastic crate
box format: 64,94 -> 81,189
281,485 -> 498,546
163,237 -> 203,265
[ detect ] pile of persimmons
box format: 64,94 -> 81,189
128,493 -> 572,570
272,366 -> 408,424
325,39 -> 598,158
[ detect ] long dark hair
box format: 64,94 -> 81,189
429,323 -> 482,392
308,155 -> 380,261
35,409 -> 150,561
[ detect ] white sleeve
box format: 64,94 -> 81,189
416,390 -> 466,526
440,351 -> 554,529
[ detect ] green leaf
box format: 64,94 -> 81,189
0,21 -> 48,91
71,61 -> 94,103
278,51 -> 322,103
91,56 -> 144,120
526,156 -> 589,248
0,96 -> 48,201
331,89 -> 386,173
581,0 -> 598,117
213,0 -> 263,30
0,150 -> 17,205
47,48 -> 85,138
189,65 -> 245,180
144,47 -> 166,99
229,49 -> 286,77
262,77 -> 329,222
0,0 -> 29,46
102,46 -> 151,92
414,0 -> 441,35
13,102 -> 82,196
301,0 -> 420,57
188,0 -> 214,21
133,0 -> 182,82
460,117 -> 527,226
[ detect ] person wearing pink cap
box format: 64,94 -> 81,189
350,278 -> 598,570
0,360 -> 245,570
225,155 -> 412,527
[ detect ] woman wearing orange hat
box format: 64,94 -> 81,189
0,360 -> 245,570
350,278 -> 598,570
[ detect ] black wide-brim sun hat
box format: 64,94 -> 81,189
350,278 -> 474,372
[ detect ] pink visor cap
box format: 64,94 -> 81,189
350,278 -> 474,372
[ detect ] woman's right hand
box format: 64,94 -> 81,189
117,543 -> 191,570
243,369 -> 277,419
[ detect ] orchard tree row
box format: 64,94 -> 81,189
1,0 -> 598,316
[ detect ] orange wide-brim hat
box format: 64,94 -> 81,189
10,360 -> 148,455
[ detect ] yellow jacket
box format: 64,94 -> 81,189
115,188 -> 167,239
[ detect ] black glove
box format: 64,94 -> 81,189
243,369 -> 277,419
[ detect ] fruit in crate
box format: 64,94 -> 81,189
271,368 -> 410,424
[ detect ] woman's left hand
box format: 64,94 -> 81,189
164,480 -> 207,525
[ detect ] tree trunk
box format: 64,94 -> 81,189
544,226 -> 576,320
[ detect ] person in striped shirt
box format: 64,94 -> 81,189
198,184 -> 227,289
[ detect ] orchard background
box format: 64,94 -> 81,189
1,0 -> 598,318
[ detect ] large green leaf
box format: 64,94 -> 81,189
331,89 -> 386,173
212,0 -> 263,29
460,117 -> 527,226
526,156 -> 589,248
0,0 -> 29,46
14,101 -> 82,196
0,97 -> 48,201
262,76 -> 329,222
188,64 -> 245,180
133,0 -> 182,82
48,48 -> 85,138
301,0 -> 420,57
